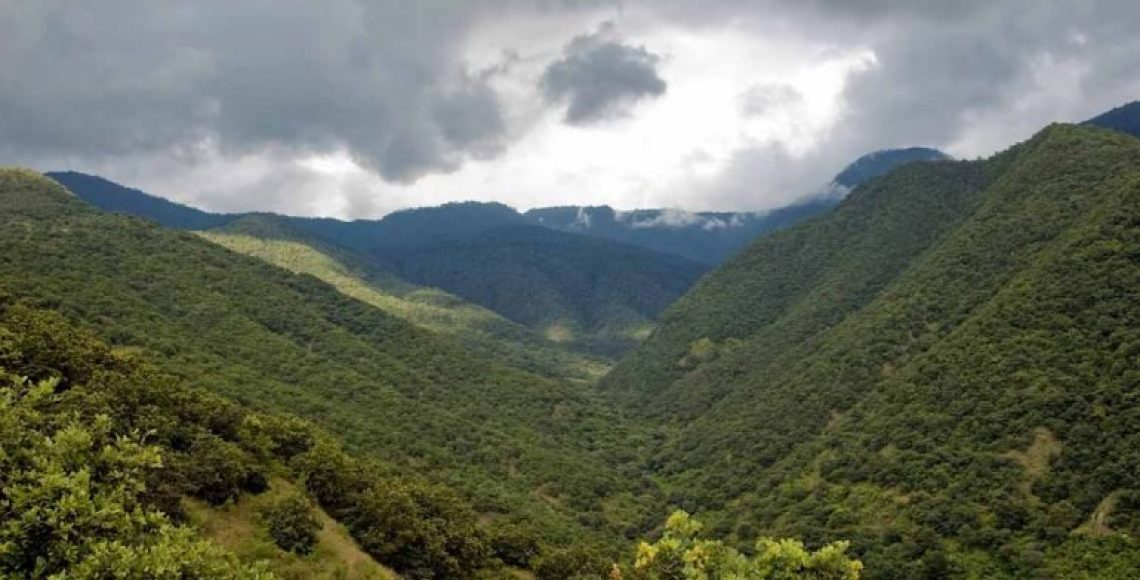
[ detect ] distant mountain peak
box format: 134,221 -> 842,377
830,147 -> 952,191
1083,100 -> 1140,138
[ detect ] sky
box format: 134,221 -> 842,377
2,0 -> 1138,218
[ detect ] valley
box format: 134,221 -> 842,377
2,2 -> 1139,574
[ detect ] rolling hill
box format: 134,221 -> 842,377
603,123 -> 1140,576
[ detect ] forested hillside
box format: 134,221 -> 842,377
0,293 -> 477,578
1,168 -> 863,579
604,123 -> 1140,576
0,169 -> 659,556
364,223 -> 706,356
47,174 -> 709,358
200,214 -> 610,382
523,148 -> 948,266
21,118 -> 1140,579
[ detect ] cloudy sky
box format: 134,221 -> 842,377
2,0 -> 1138,218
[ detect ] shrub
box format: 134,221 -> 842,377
262,493 -> 321,555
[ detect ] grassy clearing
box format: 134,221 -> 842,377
183,478 -> 396,580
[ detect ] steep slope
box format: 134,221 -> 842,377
524,148 -> 949,266
0,169 -> 657,548
1083,100 -> 1140,138
200,214 -> 609,382
367,223 -> 708,357
604,124 -> 1140,576
46,173 -> 709,358
47,170 -> 240,229
0,294 -> 533,577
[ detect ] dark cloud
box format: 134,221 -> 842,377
540,23 -> 667,124
2,0 -> 1139,217
0,1 -> 516,183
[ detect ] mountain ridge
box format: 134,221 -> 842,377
601,122 -> 1140,575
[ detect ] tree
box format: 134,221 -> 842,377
620,511 -> 862,579
0,373 -> 267,579
262,493 -> 321,555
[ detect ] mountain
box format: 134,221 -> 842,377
353,221 -> 707,356
246,204 -> 710,357
47,170 -> 240,229
523,147 -> 949,265
603,123 -> 1140,576
524,200 -> 834,265
201,214 -> 610,382
0,169 -> 658,553
38,178 -> 610,377
1083,100 -> 1140,138
829,146 -> 951,190
45,174 -> 709,358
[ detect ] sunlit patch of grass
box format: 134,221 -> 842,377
183,477 -> 396,580
198,231 -> 610,381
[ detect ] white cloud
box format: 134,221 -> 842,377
7,1 -> 1140,218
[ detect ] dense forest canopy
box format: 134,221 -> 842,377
603,123 -> 1140,576
2,105 -> 1139,579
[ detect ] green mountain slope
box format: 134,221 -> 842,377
603,124 -> 1140,576
0,169 -> 657,549
46,173 -> 710,358
199,214 -> 609,382
0,293 -> 529,577
368,223 -> 707,357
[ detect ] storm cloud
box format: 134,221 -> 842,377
1,1 -> 1138,217
0,1 -> 515,183
540,23 -> 667,124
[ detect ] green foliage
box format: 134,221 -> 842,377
199,225 -> 609,382
0,168 -> 661,551
0,339 -> 268,577
605,124 -> 1140,576
261,493 -> 320,555
534,545 -> 612,580
622,511 -> 861,579
0,295 -> 509,577
182,434 -> 265,505
489,525 -> 542,568
349,480 -> 490,579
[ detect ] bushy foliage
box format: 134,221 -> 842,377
261,493 -> 320,555
534,545 -> 612,580
200,224 -> 609,382
181,433 -> 265,505
0,168 -> 661,551
350,480 -> 490,578
0,339 -> 268,577
620,511 -> 861,579
615,510 -> 857,578
0,296 -> 506,577
604,124 -> 1140,576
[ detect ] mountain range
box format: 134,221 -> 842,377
2,101 -> 1138,578
46,145 -> 948,358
